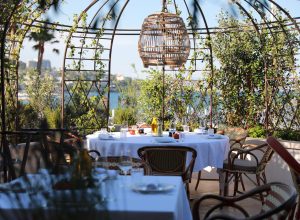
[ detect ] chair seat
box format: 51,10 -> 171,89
223,159 -> 257,172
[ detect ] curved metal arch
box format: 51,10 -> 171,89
0,0 -> 22,181
0,0 -> 57,181
58,0 -> 300,132
62,0 -> 131,132
93,0 -> 122,71
181,0 -> 197,72
247,0 -> 300,130
6,2 -> 54,131
193,0 -> 215,128
1,0 -> 52,132
267,0 -> 300,33
254,0 -> 297,64
107,0 -> 130,123
1,1 -> 21,133
62,0 -> 105,73
77,0 -> 109,69
61,0 -> 114,128
234,1 -> 261,34
244,0 -> 275,38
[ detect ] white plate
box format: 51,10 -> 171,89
207,134 -> 223,139
154,137 -> 176,143
98,134 -> 115,140
131,183 -> 175,194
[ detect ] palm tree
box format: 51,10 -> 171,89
28,23 -> 59,74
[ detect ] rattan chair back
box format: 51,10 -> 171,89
267,136 -> 300,220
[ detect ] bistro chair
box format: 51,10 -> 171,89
267,136 -> 300,220
10,141 -> 46,176
88,149 -> 101,161
217,127 -> 249,149
192,182 -> 297,220
1,131 -> 49,181
137,146 -> 197,197
195,127 -> 248,191
220,142 -> 274,201
20,128 -> 81,167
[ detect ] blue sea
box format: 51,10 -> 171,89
110,92 -> 120,109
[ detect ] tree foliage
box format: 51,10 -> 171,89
24,69 -> 57,118
210,12 -> 299,128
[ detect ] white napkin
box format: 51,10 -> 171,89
98,134 -> 114,140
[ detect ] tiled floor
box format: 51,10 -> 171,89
189,174 -> 262,219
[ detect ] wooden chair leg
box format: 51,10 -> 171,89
233,173 -> 239,196
239,174 -> 246,192
295,200 -> 300,220
224,171 -> 229,196
256,174 -> 264,203
186,182 -> 190,199
195,170 -> 201,190
288,202 -> 297,220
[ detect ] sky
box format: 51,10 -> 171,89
19,0 -> 300,78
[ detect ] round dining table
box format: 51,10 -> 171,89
86,132 -> 230,172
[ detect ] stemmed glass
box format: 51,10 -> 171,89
169,120 -> 176,136
118,149 -> 132,176
108,117 -> 115,135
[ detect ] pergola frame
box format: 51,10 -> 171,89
0,0 -> 299,134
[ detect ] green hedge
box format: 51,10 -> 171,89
273,130 -> 300,141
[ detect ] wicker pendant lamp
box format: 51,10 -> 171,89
138,0 -> 190,68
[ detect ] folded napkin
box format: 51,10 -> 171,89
154,137 -> 176,143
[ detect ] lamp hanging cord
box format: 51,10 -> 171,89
162,0 -> 167,12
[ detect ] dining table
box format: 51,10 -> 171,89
87,131 -> 230,172
0,172 -> 192,220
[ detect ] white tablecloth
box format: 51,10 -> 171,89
87,132 -> 230,171
0,174 -> 192,220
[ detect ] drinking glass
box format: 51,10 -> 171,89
208,128 -> 214,136
131,167 -> 144,185
118,150 -> 132,176
101,128 -> 107,134
169,120 -> 176,137
183,125 -> 190,133
108,117 -> 115,135
137,121 -> 144,128
120,130 -> 127,140
182,117 -> 188,126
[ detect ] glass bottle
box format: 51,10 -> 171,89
73,149 -> 92,180
151,117 -> 158,135
80,149 -> 92,177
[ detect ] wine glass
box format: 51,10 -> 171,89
108,117 -> 114,135
169,120 -> 176,137
118,150 -> 132,176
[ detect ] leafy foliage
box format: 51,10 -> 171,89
64,80 -> 107,135
138,68 -> 205,128
210,12 -> 299,128
24,69 -> 57,119
248,125 -> 266,138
